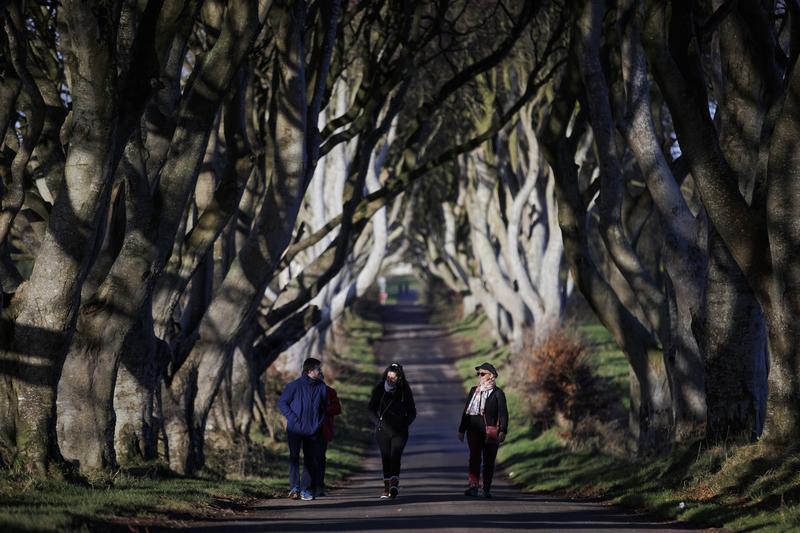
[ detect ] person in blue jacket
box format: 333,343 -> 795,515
279,357 -> 327,501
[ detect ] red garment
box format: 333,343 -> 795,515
322,385 -> 342,442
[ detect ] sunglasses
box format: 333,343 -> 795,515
476,371 -> 491,376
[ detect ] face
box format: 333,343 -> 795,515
477,370 -> 493,383
308,366 -> 322,380
387,371 -> 399,384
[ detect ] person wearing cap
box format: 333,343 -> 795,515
368,362 -> 417,499
458,362 -> 508,498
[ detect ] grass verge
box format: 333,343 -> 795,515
0,305 -> 382,533
449,312 -> 800,532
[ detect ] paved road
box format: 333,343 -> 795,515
169,302 -> 693,532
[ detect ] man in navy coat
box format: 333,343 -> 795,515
279,357 -> 327,501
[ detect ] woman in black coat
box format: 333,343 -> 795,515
368,362 -> 416,499
458,362 -> 508,498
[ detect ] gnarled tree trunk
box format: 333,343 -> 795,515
3,2 -> 120,472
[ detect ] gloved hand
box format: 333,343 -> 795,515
458,432 -> 465,442
498,431 -> 506,443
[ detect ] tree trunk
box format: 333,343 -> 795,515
699,229 -> 767,443
161,373 -> 195,473
528,168 -> 567,340
466,153 -> 528,349
505,158 -> 546,328
56,319 -> 124,471
4,2 -> 120,472
628,348 -> 672,454
761,303 -> 800,445
114,313 -> 158,465
207,356 -> 237,442
619,0 -> 708,439
230,344 -> 257,437
56,140 -> 157,472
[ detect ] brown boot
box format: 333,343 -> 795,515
380,479 -> 391,499
389,476 -> 399,499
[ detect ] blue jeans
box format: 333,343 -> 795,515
288,431 -> 322,491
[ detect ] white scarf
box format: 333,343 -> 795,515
465,378 -> 495,415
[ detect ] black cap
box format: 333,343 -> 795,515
475,362 -> 498,377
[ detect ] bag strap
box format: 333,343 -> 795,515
378,391 -> 394,421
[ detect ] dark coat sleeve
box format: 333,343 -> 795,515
405,384 -> 417,426
458,387 -> 477,434
367,384 -> 381,423
496,388 -> 509,434
278,380 -> 300,429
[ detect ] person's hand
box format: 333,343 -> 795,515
498,431 -> 506,443
458,432 -> 465,442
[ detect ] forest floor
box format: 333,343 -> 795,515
0,305 -> 382,533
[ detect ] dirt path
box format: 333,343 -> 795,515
158,302 -> 693,532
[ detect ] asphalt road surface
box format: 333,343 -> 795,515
163,301 -> 694,532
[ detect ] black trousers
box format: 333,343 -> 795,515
375,425 -> 408,479
467,428 -> 499,492
288,431 -> 322,492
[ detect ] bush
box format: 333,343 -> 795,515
523,329 -> 599,432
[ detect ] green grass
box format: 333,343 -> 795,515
578,322 -> 629,410
0,473 -> 287,532
447,313 -> 800,532
0,306 -> 383,532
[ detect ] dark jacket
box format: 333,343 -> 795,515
458,386 -> 509,435
321,385 -> 342,442
278,374 -> 327,436
368,382 -> 416,434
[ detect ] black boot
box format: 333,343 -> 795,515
389,476 -> 399,499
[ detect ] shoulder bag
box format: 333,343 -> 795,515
483,412 -> 500,443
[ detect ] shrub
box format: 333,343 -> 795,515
523,329 -> 598,432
